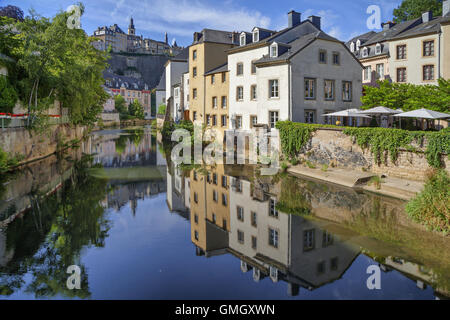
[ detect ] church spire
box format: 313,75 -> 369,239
128,17 -> 135,35
165,32 -> 168,44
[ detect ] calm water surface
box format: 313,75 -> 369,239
0,127 -> 449,300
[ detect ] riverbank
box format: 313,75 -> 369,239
286,165 -> 424,201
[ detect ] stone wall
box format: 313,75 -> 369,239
0,124 -> 87,165
295,128 -> 449,181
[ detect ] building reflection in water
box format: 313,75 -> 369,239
164,163 -> 450,299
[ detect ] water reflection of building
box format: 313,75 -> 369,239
91,130 -> 156,168
190,166 -> 230,257
227,175 -> 359,295
166,162 -> 189,220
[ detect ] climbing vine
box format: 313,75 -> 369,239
276,121 -> 450,168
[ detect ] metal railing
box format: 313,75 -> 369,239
1,114 -> 70,130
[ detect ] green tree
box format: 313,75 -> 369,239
0,76 -> 18,113
393,0 -> 443,23
129,98 -> 144,119
114,94 -> 127,114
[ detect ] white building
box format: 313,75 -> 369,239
228,11 -> 363,130
165,48 -> 189,121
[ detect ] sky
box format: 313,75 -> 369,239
1,0 -> 404,45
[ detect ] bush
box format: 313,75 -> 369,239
0,75 -> 18,113
406,170 -> 450,234
157,104 -> 166,115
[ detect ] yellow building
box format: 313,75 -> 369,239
204,64 -> 229,142
190,165 -> 230,257
188,29 -> 238,126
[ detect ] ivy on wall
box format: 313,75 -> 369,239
276,121 -> 450,168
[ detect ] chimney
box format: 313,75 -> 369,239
444,0 -> 450,17
193,32 -> 202,43
382,21 -> 395,30
422,11 -> 432,23
288,10 -> 301,28
308,15 -> 321,30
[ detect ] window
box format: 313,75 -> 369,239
375,43 -> 381,55
332,52 -> 340,65
251,236 -> 257,250
317,261 -> 325,274
362,47 -> 368,57
423,40 -> 434,57
211,74 -> 215,84
222,72 -> 226,83
223,219 -> 227,230
193,111 -> 197,121
193,171 -> 197,181
234,179 -> 242,192
235,115 -> 242,129
356,40 -> 361,51
193,67 -> 197,77
193,50 -> 197,60
222,175 -> 227,188
194,214 -> 198,224
253,30 -> 259,42
221,96 -> 227,108
322,231 -> 334,247
211,213 -> 217,224
269,111 -> 278,129
269,80 -> 279,98
251,211 -> 257,227
213,173 -> 217,185
304,78 -> 316,99
350,42 -> 355,52
342,81 -> 352,101
270,44 -> 277,57
207,172 -> 211,183
206,114 -> 211,125
324,80 -> 335,100
222,193 -> 228,206
397,68 -> 407,83
268,228 -> 279,248
304,110 -> 315,124
194,192 -> 198,203
303,229 -> 315,251
269,199 -> 278,218
194,230 -> 199,240
193,88 -> 197,99
237,206 -> 244,221
250,115 -> 257,128
240,34 -> 246,46
221,115 -> 227,127
236,86 -> 243,101
212,190 -> 218,202
319,49 -> 327,63
331,257 -> 338,271
212,96 -> 217,108
251,61 -> 257,74
212,115 -> 217,126
250,85 -> 257,100
237,230 -> 244,243
423,65 -> 434,81
397,45 -> 406,60
363,66 -> 371,81
376,63 -> 384,79
236,63 -> 243,76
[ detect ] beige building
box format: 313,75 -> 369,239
204,64 -> 229,142
188,29 -> 239,126
347,1 -> 450,86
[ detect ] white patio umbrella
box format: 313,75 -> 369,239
393,108 -> 450,130
322,108 -> 371,118
393,108 -> 450,119
360,106 -> 403,115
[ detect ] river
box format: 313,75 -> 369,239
0,127 -> 449,299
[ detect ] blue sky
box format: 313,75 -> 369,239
2,0 -> 404,45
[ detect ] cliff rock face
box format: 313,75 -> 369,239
107,54 -> 169,88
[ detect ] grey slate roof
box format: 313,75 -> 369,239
204,63 -> 228,75
171,46 -> 189,61
103,71 -> 149,90
155,72 -> 166,91
390,16 -> 446,40
254,30 -> 339,65
193,29 -> 239,45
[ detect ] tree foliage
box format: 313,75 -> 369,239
0,76 -> 18,113
128,98 -> 144,119
361,79 -> 450,113
393,0 -> 442,23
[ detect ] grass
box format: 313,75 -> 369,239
321,164 -> 329,172
305,160 -> 316,169
368,175 -> 383,190
405,169 -> 450,234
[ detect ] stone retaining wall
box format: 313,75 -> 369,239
0,124 -> 87,165
296,128 -> 449,181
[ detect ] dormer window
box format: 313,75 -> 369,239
362,47 -> 368,58
253,29 -> 259,42
375,43 -> 381,55
356,40 -> 361,51
240,33 -> 246,46
350,42 -> 355,53
270,43 -> 278,58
